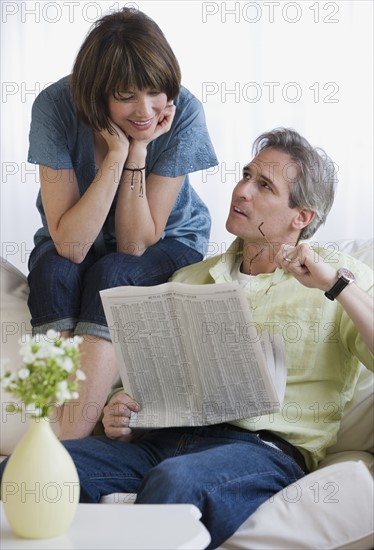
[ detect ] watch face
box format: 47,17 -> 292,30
338,267 -> 356,283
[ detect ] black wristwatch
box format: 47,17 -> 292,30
324,267 -> 356,301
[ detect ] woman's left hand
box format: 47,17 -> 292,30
135,102 -> 176,146
153,101 -> 176,138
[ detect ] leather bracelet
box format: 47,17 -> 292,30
123,166 -> 146,197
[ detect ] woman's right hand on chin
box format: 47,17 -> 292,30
102,391 -> 140,441
99,121 -> 130,156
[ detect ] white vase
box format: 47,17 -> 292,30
1,416 -> 80,539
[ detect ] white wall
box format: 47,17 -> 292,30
1,0 -> 373,274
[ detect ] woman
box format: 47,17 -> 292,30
27,7 -> 218,439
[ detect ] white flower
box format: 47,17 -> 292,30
35,346 -> 57,359
46,329 -> 60,341
61,357 -> 74,372
18,368 -> 30,380
55,380 -> 72,405
2,332 -> 83,417
58,380 -> 68,391
76,369 -> 86,381
61,335 -> 83,349
19,346 -> 37,364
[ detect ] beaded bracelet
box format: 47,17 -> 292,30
123,166 -> 145,197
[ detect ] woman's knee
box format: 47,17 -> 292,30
83,252 -> 150,289
27,247 -> 89,326
28,247 -> 82,289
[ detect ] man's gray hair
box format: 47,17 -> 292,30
253,128 -> 338,240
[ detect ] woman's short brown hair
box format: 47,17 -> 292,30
70,7 -> 181,132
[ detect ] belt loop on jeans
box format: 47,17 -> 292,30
255,430 -> 308,473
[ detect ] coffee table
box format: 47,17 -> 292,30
0,502 -> 211,549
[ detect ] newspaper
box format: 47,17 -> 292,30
100,282 -> 286,428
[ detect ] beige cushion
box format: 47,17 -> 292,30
219,460 -> 374,550
327,238 -> 374,455
0,259 -> 31,454
324,239 -> 373,456
335,238 -> 373,268
327,364 -> 374,456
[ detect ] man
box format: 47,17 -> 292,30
2,128 -> 373,549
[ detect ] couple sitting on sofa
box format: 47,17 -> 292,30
1,126 -> 373,550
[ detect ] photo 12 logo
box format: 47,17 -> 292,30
201,81 -> 340,104
1,2 -> 139,23
201,2 -> 340,24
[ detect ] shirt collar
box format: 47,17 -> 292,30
208,237 -> 287,287
209,238 -> 243,283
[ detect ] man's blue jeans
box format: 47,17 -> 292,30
19,425 -> 306,549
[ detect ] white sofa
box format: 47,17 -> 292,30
1,239 -> 373,550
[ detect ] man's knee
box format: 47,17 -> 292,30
136,458 -> 201,504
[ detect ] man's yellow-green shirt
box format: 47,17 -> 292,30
170,239 -> 374,471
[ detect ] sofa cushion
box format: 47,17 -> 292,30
0,259 -> 31,455
335,238 -> 373,268
324,239 -> 373,457
327,364 -> 374,455
218,460 -> 374,550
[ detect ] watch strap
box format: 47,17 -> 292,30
324,277 -> 350,300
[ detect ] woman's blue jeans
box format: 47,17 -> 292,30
27,238 -> 202,340
2,425 -> 305,549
